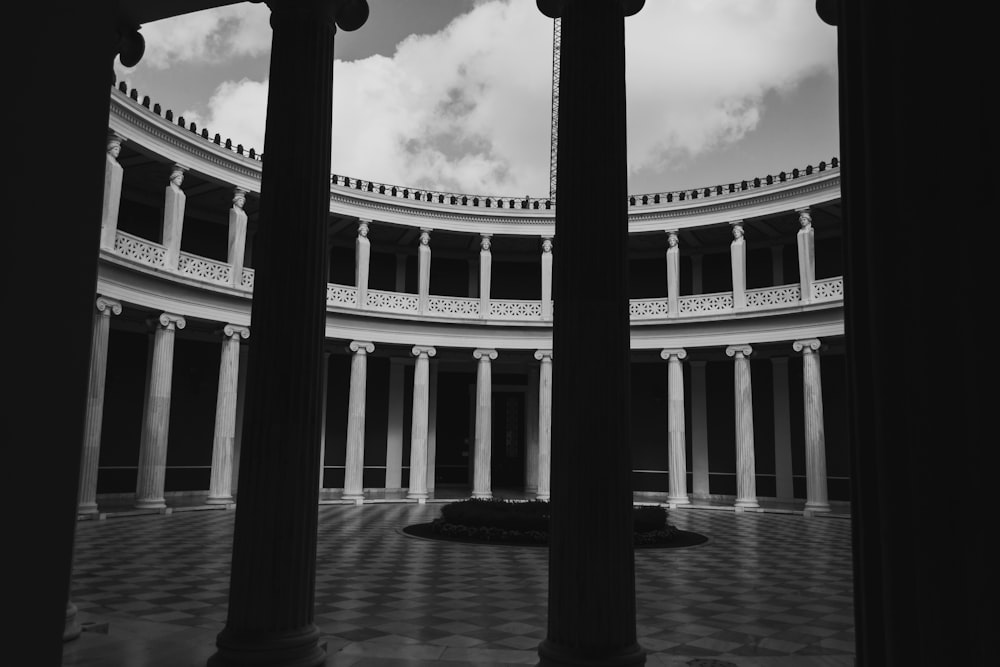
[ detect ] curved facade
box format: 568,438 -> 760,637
82,82 -> 848,515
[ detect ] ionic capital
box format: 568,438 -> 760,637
534,349 -> 553,362
793,338 -> 821,354
152,312 -> 186,331
358,219 -> 370,237
222,324 -> 250,340
411,345 -> 436,359
730,220 -> 745,241
660,348 -> 687,361
95,296 -> 122,316
725,344 -> 753,359
349,340 -> 375,355
232,187 -> 248,210
268,0 -> 370,32
480,233 -> 492,252
106,132 -> 125,160
667,230 -> 679,248
419,228 -> 432,246
537,0 -> 644,18
474,348 -> 498,361
796,207 -> 813,230
541,237 -> 553,254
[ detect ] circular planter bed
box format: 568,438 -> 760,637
402,498 -> 708,548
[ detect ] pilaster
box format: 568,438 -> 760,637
541,237 -> 554,320
228,188 -> 249,288
417,228 -> 431,314
100,132 -> 125,250
666,231 -> 680,317
355,220 -> 371,307
161,164 -> 187,270
730,220 -> 746,310
796,207 -> 816,303
479,233 -> 492,319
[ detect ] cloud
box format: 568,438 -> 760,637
154,0 -> 836,196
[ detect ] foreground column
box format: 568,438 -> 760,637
344,341 -> 374,504
726,344 -> 759,509
472,348 -> 497,499
661,348 -> 690,506
78,296 -> 122,515
794,338 -> 830,513
407,345 -> 435,502
135,313 -> 185,509
535,349 -> 553,502
210,3 -> 369,666
536,1 -> 645,664
207,324 -> 250,505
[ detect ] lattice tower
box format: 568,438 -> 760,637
548,17 -> 561,200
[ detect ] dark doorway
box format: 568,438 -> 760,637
492,392 -> 526,489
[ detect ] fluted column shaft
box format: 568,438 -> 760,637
355,220 -> 371,307
407,346 -> 435,501
135,313 -> 185,509
541,237 -> 553,320
536,1 -> 643,664
100,133 -> 125,250
727,344 -> 759,509
417,228 -> 431,313
207,325 -> 249,505
661,348 -> 689,506
479,234 -> 492,318
535,349 -> 553,502
162,164 -> 187,269
211,4 -> 369,666
78,296 -> 122,514
472,348 -> 497,499
730,221 -> 746,310
795,339 -> 830,513
666,231 -> 680,317
228,189 -> 248,288
796,208 -> 816,303
344,341 -> 374,502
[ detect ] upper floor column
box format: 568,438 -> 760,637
355,219 -> 371,307
541,236 -> 553,320
162,164 -> 188,270
730,220 -> 746,310
666,230 -> 680,317
417,228 -> 432,314
100,132 -> 126,250
228,188 -> 249,288
796,207 -> 816,303
479,233 -> 492,318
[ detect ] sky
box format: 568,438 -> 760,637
113,0 -> 839,198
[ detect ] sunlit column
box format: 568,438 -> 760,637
794,338 -> 830,514
661,348 -> 690,506
407,346 -> 435,502
726,344 -> 759,509
343,341 -> 374,504
99,132 -> 125,250
472,348 -> 497,499
666,230 -> 680,317
207,324 -> 250,505
479,233 -> 492,318
417,228 -> 431,313
77,296 -> 122,515
541,237 -> 553,319
355,219 -> 371,307
690,360 -> 709,498
796,207 -> 816,303
730,220 -> 746,310
161,164 -> 187,270
535,349 -> 553,501
135,312 -> 185,509
228,188 -> 248,288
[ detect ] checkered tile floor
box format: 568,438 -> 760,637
64,503 -> 855,666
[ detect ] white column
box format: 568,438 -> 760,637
730,220 -> 746,310
726,344 -> 759,509
385,358 -> 405,489
161,164 -> 187,270
479,233 -> 492,318
525,364 -> 540,493
355,220 -> 371,307
661,348 -> 690,506
318,351 -> 330,491
535,349 -> 553,501
417,228 -> 432,314
771,245 -> 784,286
100,132 -> 125,250
794,338 -> 830,514
691,254 -> 703,295
343,341 -> 374,503
541,237 -> 554,320
408,346 -> 435,501
77,296 -> 122,514
135,313 -> 186,509
207,324 -> 250,505
690,360 -> 709,498
796,207 -> 816,303
472,348 -> 498,499
427,359 -> 439,493
771,357 -> 794,501
666,230 -> 680,317
227,188 -> 248,288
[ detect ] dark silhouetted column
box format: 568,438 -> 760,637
209,2 -> 368,666
536,1 -> 645,664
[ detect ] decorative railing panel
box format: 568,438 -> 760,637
241,268 -> 254,290
678,292 -> 735,315
745,284 -> 801,309
327,284 -> 357,306
178,252 -> 232,284
629,298 -> 671,319
114,231 -> 166,268
366,289 -> 419,313
428,295 -> 480,318
812,277 -> 844,302
489,300 -> 543,320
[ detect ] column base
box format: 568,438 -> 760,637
471,491 -> 492,500
804,501 -> 831,516
667,495 -> 691,507
77,502 -> 99,516
342,493 -> 365,505
536,493 -> 550,502
209,625 -> 326,667
206,495 -> 235,505
134,498 -> 167,510
407,491 -> 428,503
538,639 -> 646,666
63,601 -> 81,642
734,498 -> 760,510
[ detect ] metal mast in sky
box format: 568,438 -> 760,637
548,17 -> 561,199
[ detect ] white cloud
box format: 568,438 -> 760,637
164,0 -> 836,196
